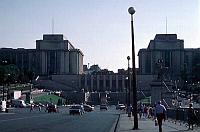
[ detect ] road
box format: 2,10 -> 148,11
0,106 -> 120,132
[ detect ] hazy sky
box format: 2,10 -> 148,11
0,0 -> 199,72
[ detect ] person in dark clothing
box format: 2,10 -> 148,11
155,101 -> 166,132
187,103 -> 196,130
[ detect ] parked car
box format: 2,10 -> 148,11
47,104 -> 58,113
100,104 -> 108,110
69,105 -> 84,115
83,104 -> 94,112
11,99 -> 26,108
116,104 -> 126,110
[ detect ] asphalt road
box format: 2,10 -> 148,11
0,106 -> 120,132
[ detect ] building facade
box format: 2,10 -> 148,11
138,34 -> 200,102
36,34 -> 83,75
138,34 -> 185,80
0,34 -> 84,76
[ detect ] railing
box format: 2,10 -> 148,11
167,108 -> 200,125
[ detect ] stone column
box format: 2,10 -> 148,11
116,75 -> 118,92
91,75 -> 93,92
84,75 -> 87,91
122,75 -> 125,92
109,75 -> 112,91
97,75 -> 100,91
103,75 -> 106,91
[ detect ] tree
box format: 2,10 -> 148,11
0,62 -> 20,85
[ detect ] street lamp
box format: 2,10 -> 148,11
128,7 -> 138,129
127,56 -> 131,116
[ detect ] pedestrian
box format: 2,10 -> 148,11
144,106 -> 148,118
45,104 -> 49,112
128,105 -> 132,117
139,107 -> 142,119
38,105 -> 41,111
148,106 -> 153,118
30,104 -> 33,112
155,101 -> 166,132
187,103 -> 197,130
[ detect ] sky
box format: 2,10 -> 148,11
0,0 -> 199,72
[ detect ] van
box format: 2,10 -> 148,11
11,99 -> 26,108
0,101 -> 6,111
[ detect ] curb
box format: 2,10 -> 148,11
110,114 -> 120,132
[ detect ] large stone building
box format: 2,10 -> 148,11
36,34 -> 83,75
138,34 -> 184,79
138,34 -> 200,105
0,34 -> 84,76
138,34 -> 200,81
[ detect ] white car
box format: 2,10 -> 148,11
116,104 -> 126,110
83,104 -> 94,112
69,105 -> 84,115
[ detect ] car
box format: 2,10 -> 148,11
47,104 -> 58,113
83,104 -> 94,112
11,99 -> 27,108
100,104 -> 108,110
69,105 -> 84,115
116,104 -> 126,110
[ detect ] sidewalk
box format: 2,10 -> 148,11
116,113 -> 200,132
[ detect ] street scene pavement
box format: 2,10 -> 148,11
1,106 -> 200,132
116,113 -> 200,132
0,106 -> 119,132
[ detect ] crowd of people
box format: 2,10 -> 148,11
138,103 -> 156,119
136,101 -> 199,132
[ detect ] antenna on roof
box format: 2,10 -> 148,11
165,16 -> 168,34
52,18 -> 54,34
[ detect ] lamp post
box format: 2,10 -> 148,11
127,56 -> 131,116
128,7 -> 138,129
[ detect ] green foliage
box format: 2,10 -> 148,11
0,60 -> 36,84
18,69 -> 35,83
33,94 -> 65,105
0,64 -> 20,84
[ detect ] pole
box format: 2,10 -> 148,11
30,83 -> 32,103
127,56 -> 131,116
126,77 -> 128,108
190,84 -> 192,103
128,7 -> 138,129
131,13 -> 138,130
2,85 -> 5,101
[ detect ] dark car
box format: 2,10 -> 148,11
100,104 -> 108,110
69,105 -> 84,115
83,104 -> 94,112
47,104 -> 58,113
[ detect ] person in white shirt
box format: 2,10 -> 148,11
155,101 -> 166,132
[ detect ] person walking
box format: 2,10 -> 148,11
38,105 -> 41,112
148,106 -> 153,118
187,103 -> 196,130
30,104 -> 33,112
155,101 -> 166,132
